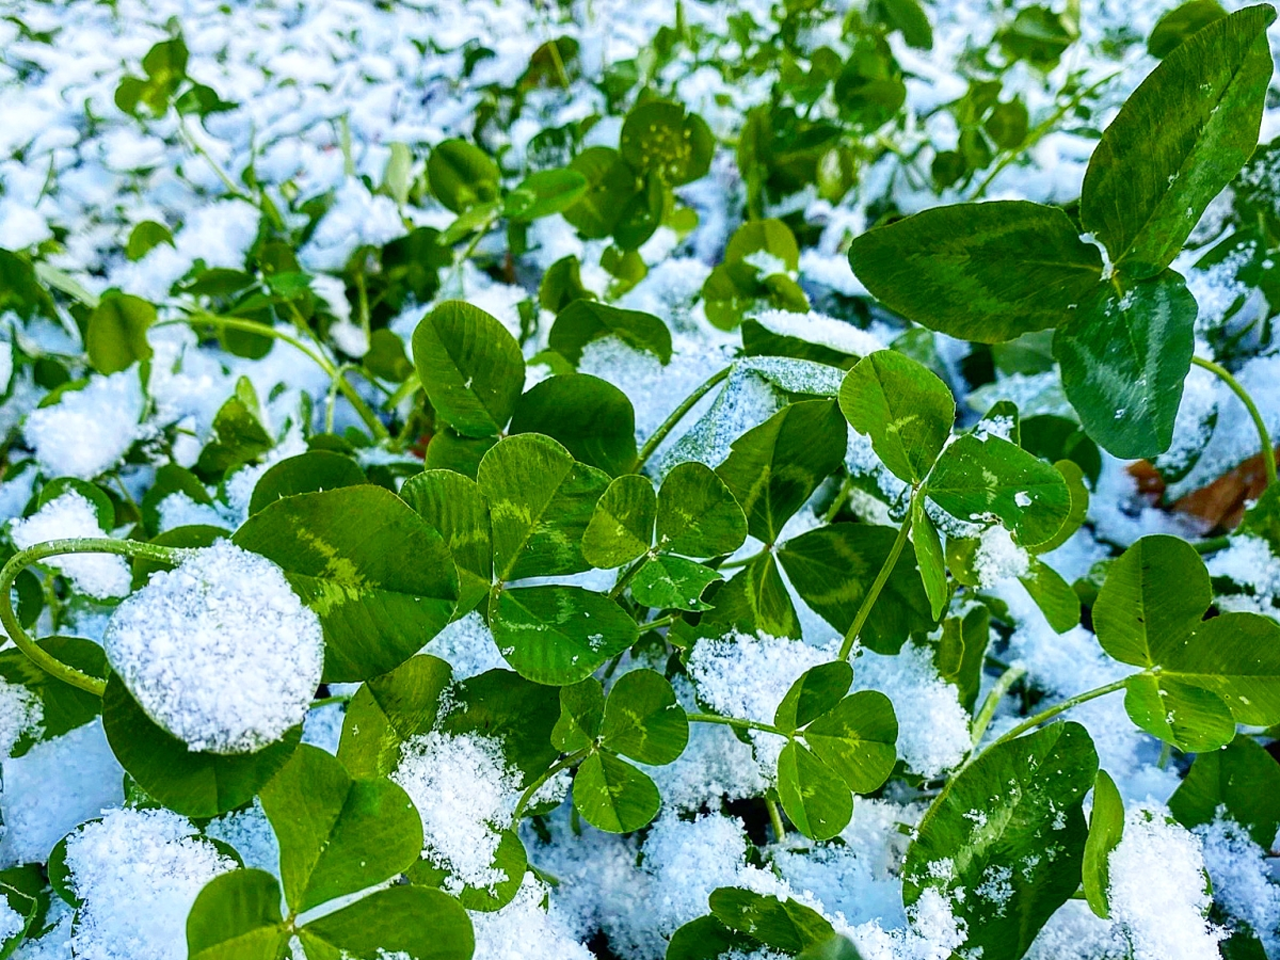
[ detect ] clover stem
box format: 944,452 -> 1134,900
632,365 -> 733,472
1191,356 -> 1277,489
0,537 -> 188,696
838,509 -> 913,661
717,547 -> 767,572
987,676 -> 1132,749
766,796 -> 787,840
512,747 -> 593,821
641,613 -> 679,632
161,314 -> 389,440
385,373 -> 422,411
970,663 -> 1027,747
686,712 -> 785,737
609,554 -> 650,601
309,694 -> 352,709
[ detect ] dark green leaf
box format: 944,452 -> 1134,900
839,350 -> 954,484
619,100 -> 714,186
1018,557 -> 1081,633
582,474 -> 657,568
1081,5 -> 1276,277
412,300 -> 525,438
1124,672 -> 1235,753
102,676 -> 301,818
259,744 -> 422,912
717,399 -> 847,543
1168,735 -> 1280,848
1054,271 -> 1197,459
775,662 -> 854,734
247,451 -> 365,516
187,870 -> 288,960
912,495 -> 949,621
0,636 -> 105,757
552,678 -> 605,752
777,740 -> 853,840
86,293 -> 154,374
656,461 -> 748,559
779,523 -> 933,654
666,916 -> 754,960
549,300 -> 672,366
234,485 -> 459,682
338,655 -> 453,778
846,201 -> 1102,343
1149,0 -> 1227,57
506,168 -> 588,221
926,434 -> 1071,548
903,722 -> 1098,960
801,691 -> 898,794
572,751 -> 660,833
491,585 -> 637,684
509,374 -> 638,477
428,139 -> 501,213
630,555 -> 722,611
438,669 -> 561,783
708,887 -> 836,953
298,884 -> 474,960
477,433 -> 611,581
1082,770 -> 1125,919
601,669 -> 688,764
400,469 -> 493,616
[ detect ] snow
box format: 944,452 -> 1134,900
1194,818 -> 1280,954
392,730 -> 521,895
9,490 -> 132,599
1107,805 -> 1224,960
688,631 -> 835,776
973,524 -> 1030,588
471,875 -> 594,960
852,643 -> 970,780
21,371 -> 146,481
751,309 -> 886,357
0,680 -> 42,759
426,612 -> 509,680
63,807 -> 236,960
204,800 -> 281,877
103,540 -> 323,754
0,719 -> 124,868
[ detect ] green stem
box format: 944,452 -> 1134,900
717,548 -> 767,572
164,314 -> 389,440
175,109 -> 253,202
970,664 -> 1027,747
988,676 -> 1132,748
766,796 -> 787,840
641,613 -> 679,632
385,373 -> 422,411
609,554 -> 651,601
310,694 -> 352,709
0,538 -> 187,695
1194,535 -> 1231,555
633,365 -> 732,472
686,712 -> 785,737
971,70 -> 1120,200
512,748 -> 592,821
34,264 -> 100,310
1191,356 -> 1276,489
838,509 -> 913,661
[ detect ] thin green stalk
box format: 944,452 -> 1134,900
609,554 -> 651,601
175,109 -> 253,202
310,694 -> 352,709
1192,356 -> 1276,489
513,748 -> 593,821
988,676 -> 1132,748
165,314 -> 389,440
34,264 -> 100,310
385,373 -> 422,411
971,70 -> 1120,200
766,796 -> 787,840
970,664 -> 1027,747
686,712 -> 785,737
641,613 -> 679,632
838,510 -> 913,661
0,538 -> 187,695
1195,535 -> 1231,555
717,548 -> 767,572
633,365 -> 732,472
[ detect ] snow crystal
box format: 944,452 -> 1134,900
0,720 -> 124,867
155,491 -> 229,533
1025,899 -> 1127,960
1206,535 -> 1280,612
471,875 -> 594,960
427,611 -> 508,680
22,370 -> 146,480
103,540 -> 324,754
1108,805 -> 1224,960
300,178 -> 407,272
0,897 -> 24,943
973,524 -> 1030,587
0,680 -> 42,759
392,730 -> 520,894
64,807 -> 236,960
1194,818 -> 1280,954
751,309 -> 885,358
9,491 -> 132,599
688,631 -> 835,776
204,801 -> 281,877
11,897 -> 72,960
852,643 -> 969,779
